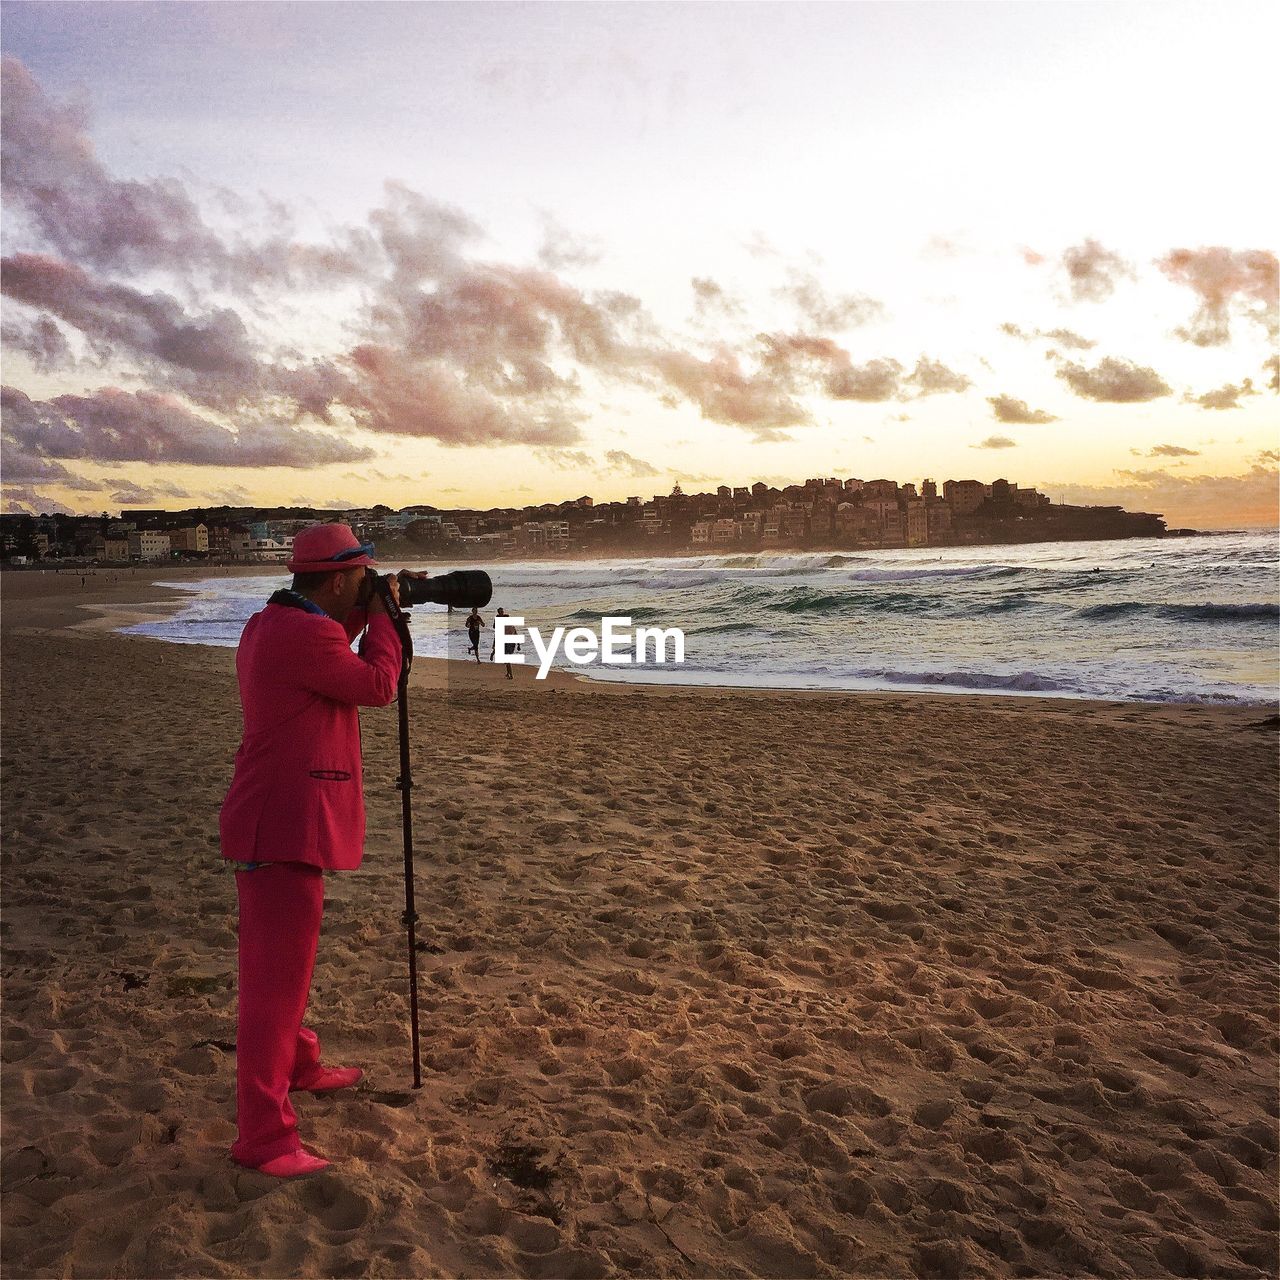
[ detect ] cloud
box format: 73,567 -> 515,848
1041,328 -> 1097,351
1185,379 -> 1257,410
1055,356 -> 1171,403
0,442 -> 92,487
342,344 -> 581,446
1059,238 -> 1135,303
1000,322 -> 1095,351
1019,247 -> 1045,266
536,213 -> 603,272
755,333 -> 901,402
1,56 -> 225,276
0,485 -> 77,515
0,58 -> 1007,475
743,231 -> 780,259
2,251 -> 259,380
0,313 -> 73,371
647,346 -> 808,437
373,262 -> 634,396
1267,355 -> 1279,393
1041,464 -> 1279,528
603,449 -> 660,477
2,384 -> 374,467
690,276 -> 743,318
907,357 -> 970,396
776,268 -> 883,331
1156,246 -> 1279,347
288,494 -> 357,509
204,485 -> 254,505
1148,444 -> 1200,457
826,357 -> 904,402
533,448 -> 595,470
109,482 -> 165,505
989,395 -> 1057,424
974,435 -> 1017,449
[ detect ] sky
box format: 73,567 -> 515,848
1,1 -> 1277,527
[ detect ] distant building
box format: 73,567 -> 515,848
905,500 -> 929,546
128,531 -> 171,561
880,508 -> 905,545
836,503 -> 878,541
168,524 -> 209,555
1012,486 -> 1049,508
944,479 -> 987,515
207,525 -> 247,556
711,518 -> 737,545
237,535 -> 292,561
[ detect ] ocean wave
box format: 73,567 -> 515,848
1078,601 -> 1279,623
764,589 -> 942,615
843,564 -> 1019,583
566,605 -> 666,622
974,594 -> 1038,613
686,620 -> 761,635
853,666 -> 1080,693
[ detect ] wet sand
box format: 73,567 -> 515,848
2,569 -> 1277,1278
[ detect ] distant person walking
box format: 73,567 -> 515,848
465,606 -> 485,662
490,606 -> 516,679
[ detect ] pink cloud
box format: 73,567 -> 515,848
1157,247 -> 1279,346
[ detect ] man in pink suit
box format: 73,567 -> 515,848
220,523 -> 403,1177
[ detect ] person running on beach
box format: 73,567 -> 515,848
490,606 -> 517,679
465,606 -> 485,662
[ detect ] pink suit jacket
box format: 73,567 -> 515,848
220,602 -> 403,871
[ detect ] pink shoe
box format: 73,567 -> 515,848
291,1065 -> 364,1093
253,1148 -> 331,1178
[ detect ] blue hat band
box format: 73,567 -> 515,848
327,542 -> 375,562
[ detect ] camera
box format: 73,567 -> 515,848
365,568 -> 492,611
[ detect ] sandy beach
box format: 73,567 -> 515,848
1,568 -> 1276,1279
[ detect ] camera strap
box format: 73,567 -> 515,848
267,588 -> 328,617
375,583 -> 414,679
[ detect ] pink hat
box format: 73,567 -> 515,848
287,523 -> 377,573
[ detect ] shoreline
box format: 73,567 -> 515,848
4,524 -> 1270,576
4,562 -> 1273,714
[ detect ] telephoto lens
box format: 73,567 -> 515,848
399,570 -> 492,610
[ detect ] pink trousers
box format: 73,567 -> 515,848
231,862 -> 327,1167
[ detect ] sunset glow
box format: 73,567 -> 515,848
2,1 -> 1276,527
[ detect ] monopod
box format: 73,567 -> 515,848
372,569 -> 492,1087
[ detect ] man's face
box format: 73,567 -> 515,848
331,567 -> 366,619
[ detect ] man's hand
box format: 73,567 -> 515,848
366,573 -> 400,615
